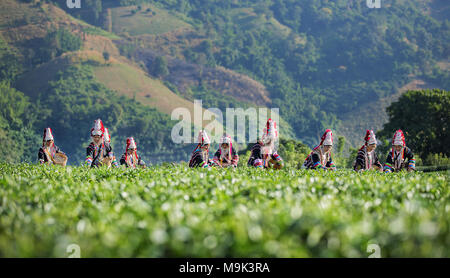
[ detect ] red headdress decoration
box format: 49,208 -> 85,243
321,129 -> 333,145
197,130 -> 211,146
392,130 -> 405,147
91,118 -> 105,137
261,119 -> 278,144
104,127 -> 111,143
312,129 -> 333,152
365,130 -> 377,145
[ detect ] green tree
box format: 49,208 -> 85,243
151,56 -> 169,78
0,81 -> 40,163
378,89 -> 450,160
39,28 -> 82,63
0,37 -> 22,82
336,136 -> 345,155
275,138 -> 310,169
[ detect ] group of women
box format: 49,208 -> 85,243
38,118 -> 415,173
38,119 -> 146,169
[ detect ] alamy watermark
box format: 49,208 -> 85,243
366,0 -> 381,9
171,100 -> 279,145
67,0 -> 81,9
367,243 -> 381,258
66,243 -> 81,258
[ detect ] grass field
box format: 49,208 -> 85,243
93,61 -> 202,116
0,163 -> 448,257
110,4 -> 192,36
92,61 -> 224,131
228,8 -> 291,37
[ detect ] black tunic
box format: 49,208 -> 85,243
189,146 -> 211,168
247,143 -> 282,167
353,146 -> 382,171
303,147 -> 336,170
85,142 -> 112,168
119,153 -> 145,168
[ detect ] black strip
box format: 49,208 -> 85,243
0,258 -> 446,277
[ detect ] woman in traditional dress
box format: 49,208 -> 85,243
212,134 -> 239,168
85,119 -> 113,168
303,129 -> 336,170
120,137 -> 146,168
38,127 -> 67,166
189,130 -> 212,168
247,119 -> 283,169
353,130 -> 382,172
384,129 -> 415,173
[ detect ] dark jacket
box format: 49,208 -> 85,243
303,146 -> 336,170
353,146 -> 382,171
189,146 -> 210,168
247,143 -> 283,168
212,147 -> 239,167
120,153 -> 145,168
85,142 -> 112,168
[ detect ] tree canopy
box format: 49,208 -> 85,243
378,89 -> 450,160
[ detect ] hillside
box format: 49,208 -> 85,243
0,1 -> 198,114
0,0 -> 300,164
64,0 -> 448,146
108,3 -> 193,36
2,0 -> 284,123
1,0 -> 449,164
14,51 -> 206,121
0,1 -> 193,163
129,45 -> 272,106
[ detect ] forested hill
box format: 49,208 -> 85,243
54,0 -> 449,145
0,0 -> 449,164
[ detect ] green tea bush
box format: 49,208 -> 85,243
0,163 -> 448,257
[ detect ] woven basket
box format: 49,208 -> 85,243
101,156 -> 112,168
53,153 -> 68,166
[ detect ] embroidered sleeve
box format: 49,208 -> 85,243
311,153 -> 325,170
271,152 -> 283,162
189,151 -> 209,168
105,144 -> 113,158
405,148 -> 415,170
326,156 -> 336,171
384,152 -> 394,173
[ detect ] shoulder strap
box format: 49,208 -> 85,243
92,144 -> 103,165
